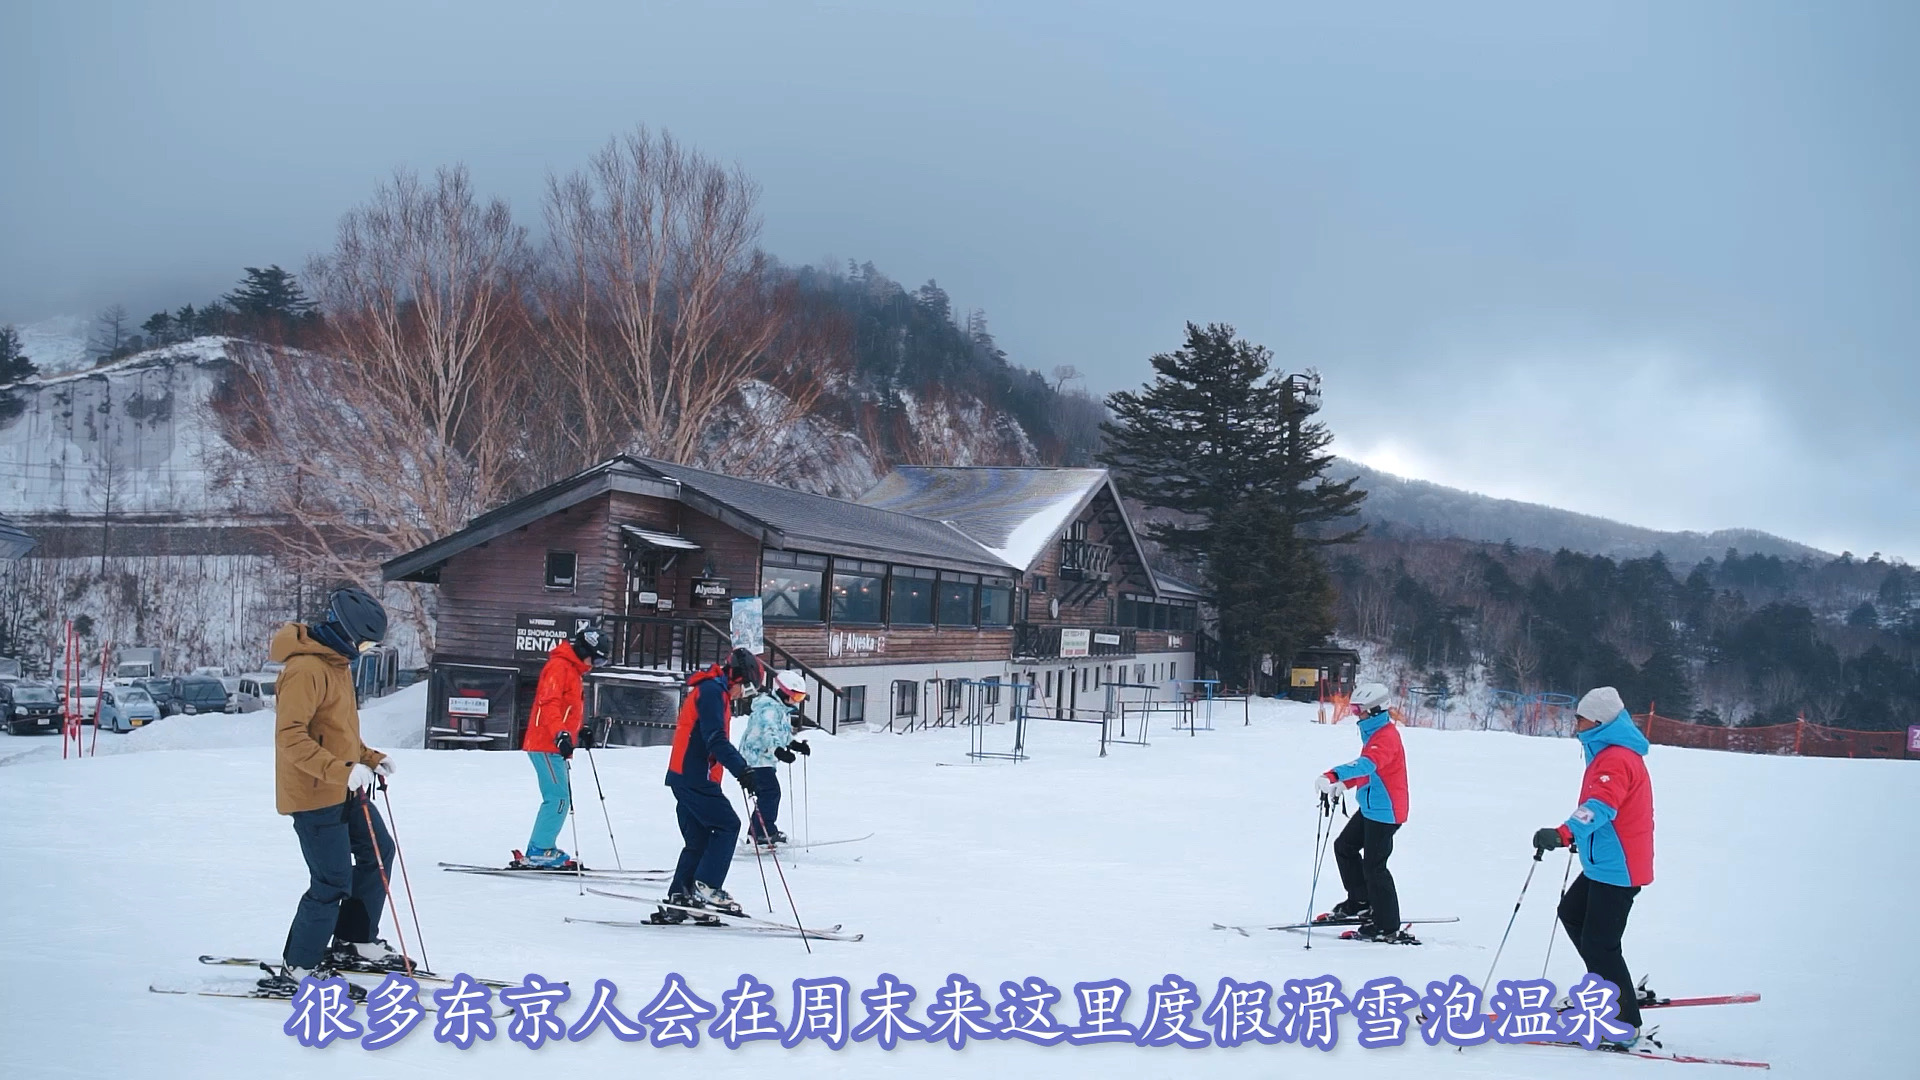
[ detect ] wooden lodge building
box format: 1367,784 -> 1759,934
381,456 -> 1208,748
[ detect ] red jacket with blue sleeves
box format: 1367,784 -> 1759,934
520,641 -> 588,754
1555,711 -> 1655,887
1327,711 -> 1409,824
665,665 -> 750,791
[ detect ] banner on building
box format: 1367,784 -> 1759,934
731,597 -> 765,654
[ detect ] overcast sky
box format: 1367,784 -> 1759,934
4,1 -> 1915,559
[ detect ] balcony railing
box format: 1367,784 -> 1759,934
1058,538 -> 1115,582
598,613 -> 848,733
1012,623 -> 1138,661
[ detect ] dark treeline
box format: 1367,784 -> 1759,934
1336,535 -> 1920,731
789,261 -> 1105,466
90,266 -> 320,361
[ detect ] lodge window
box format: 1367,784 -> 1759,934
937,573 -> 978,627
844,686 -> 867,724
545,550 -> 577,591
944,679 -> 963,711
888,566 -> 936,626
978,576 -> 1014,626
1033,575 -> 1047,593
1044,670 -> 1054,697
893,679 -> 918,718
984,677 -> 1002,705
831,559 -> 886,625
762,550 -> 827,623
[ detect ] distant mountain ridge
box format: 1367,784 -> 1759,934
1334,459 -> 1830,565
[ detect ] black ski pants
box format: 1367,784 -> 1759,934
1557,873 -> 1643,1031
284,795 -> 393,969
1333,813 -> 1401,932
667,782 -> 740,897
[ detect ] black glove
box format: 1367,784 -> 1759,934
577,725 -> 595,751
553,729 -> 575,758
732,768 -> 758,799
791,739 -> 811,756
1533,827 -> 1564,851
774,746 -> 796,764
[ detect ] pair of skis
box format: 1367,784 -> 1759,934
438,860 -> 669,883
1212,915 -> 1460,937
577,886 -> 861,941
734,833 -> 873,858
151,956 -> 530,1006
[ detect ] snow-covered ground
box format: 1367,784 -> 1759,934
0,693 -> 1907,1078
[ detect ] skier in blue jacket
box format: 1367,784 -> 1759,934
737,670 -> 811,846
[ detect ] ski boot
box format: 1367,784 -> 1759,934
512,846 -> 576,870
691,881 -> 746,917
256,963 -> 368,1001
327,938 -> 409,973
1316,899 -> 1371,924
1598,1027 -> 1658,1054
1340,923 -> 1421,945
652,891 -> 720,926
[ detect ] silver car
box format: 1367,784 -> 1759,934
97,686 -> 163,732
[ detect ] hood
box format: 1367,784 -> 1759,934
549,641 -> 590,675
1357,709 -> 1392,742
269,623 -> 349,667
1577,709 -> 1650,765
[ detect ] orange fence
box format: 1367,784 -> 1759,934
1635,712 -> 1912,760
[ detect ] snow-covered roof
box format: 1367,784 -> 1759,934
856,467 -> 1113,570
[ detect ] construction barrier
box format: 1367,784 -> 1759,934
1635,712 -> 1912,760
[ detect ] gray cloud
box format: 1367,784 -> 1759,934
3,0 -> 1913,557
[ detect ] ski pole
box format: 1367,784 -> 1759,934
748,791 -> 813,955
379,779 -> 430,974
801,749 -> 811,849
583,743 -> 623,870
1540,847 -> 1575,979
738,785 -> 774,913
564,758 -> 584,896
1303,792 -> 1335,950
1485,846 -> 1544,991
357,791 -> 415,977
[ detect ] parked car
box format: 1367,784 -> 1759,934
138,677 -> 181,716
217,675 -> 241,703
2,681 -> 63,735
171,675 -> 235,715
96,686 -> 162,732
233,673 -> 279,713
65,682 -> 102,725
0,656 -> 23,682
190,665 -> 230,678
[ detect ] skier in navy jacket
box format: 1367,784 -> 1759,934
655,647 -> 761,922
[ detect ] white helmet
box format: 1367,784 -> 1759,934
772,669 -> 808,702
1349,682 -> 1391,713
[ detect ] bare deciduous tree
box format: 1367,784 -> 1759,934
536,127 -> 842,479
215,166 -> 532,648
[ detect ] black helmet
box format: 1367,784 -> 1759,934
725,647 -> 762,690
570,625 -> 609,665
326,586 -> 388,648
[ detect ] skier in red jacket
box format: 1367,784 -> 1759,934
514,626 -> 608,869
1315,681 -> 1414,943
1533,685 -> 1655,1045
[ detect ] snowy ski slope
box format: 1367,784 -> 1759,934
0,694 -> 1907,1078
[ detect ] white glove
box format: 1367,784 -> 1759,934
372,753 -> 395,777
348,763 -> 377,795
1315,772 -> 1344,797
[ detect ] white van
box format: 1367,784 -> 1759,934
234,673 -> 279,713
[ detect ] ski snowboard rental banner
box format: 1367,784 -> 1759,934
730,597 -> 764,655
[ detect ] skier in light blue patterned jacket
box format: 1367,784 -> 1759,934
736,670 -> 810,845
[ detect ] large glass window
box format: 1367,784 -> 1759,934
1118,595 -> 1136,628
979,577 -> 1014,626
761,550 -> 827,623
831,559 -> 886,624
938,573 -> 978,627
893,680 -> 919,718
843,686 -> 866,724
888,567 -> 936,625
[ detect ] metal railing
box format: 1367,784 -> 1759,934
1011,623 -> 1138,661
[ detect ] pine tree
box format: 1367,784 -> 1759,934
0,325 -> 37,385
224,265 -> 317,321
1100,322 -> 1365,684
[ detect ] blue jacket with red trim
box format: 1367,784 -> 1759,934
1327,710 -> 1410,824
665,665 -> 749,792
1554,710 -> 1655,887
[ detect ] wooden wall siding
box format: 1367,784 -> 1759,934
433,493 -> 619,660
767,625 -> 1016,668
1019,487 -> 1156,626
671,505 -> 763,613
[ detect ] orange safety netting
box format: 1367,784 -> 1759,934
1635,712 -> 1912,760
